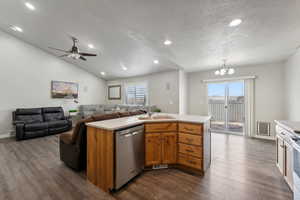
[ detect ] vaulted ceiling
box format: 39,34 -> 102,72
0,0 -> 300,80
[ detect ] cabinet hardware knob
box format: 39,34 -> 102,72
188,160 -> 196,164
186,149 -> 194,153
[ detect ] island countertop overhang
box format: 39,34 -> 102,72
86,113 -> 211,131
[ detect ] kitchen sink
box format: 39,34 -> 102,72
138,115 -> 175,120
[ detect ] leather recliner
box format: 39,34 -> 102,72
13,107 -> 72,140
42,107 -> 72,135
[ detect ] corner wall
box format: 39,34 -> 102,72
284,49 -> 300,121
179,70 -> 188,114
0,30 -> 106,137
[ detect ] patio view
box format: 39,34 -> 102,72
208,81 -> 245,134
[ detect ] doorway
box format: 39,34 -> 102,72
207,81 -> 245,135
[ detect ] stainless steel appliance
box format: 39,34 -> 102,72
115,125 -> 144,190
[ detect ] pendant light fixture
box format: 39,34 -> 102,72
215,59 -> 235,76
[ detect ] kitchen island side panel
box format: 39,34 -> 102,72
87,127 -> 114,192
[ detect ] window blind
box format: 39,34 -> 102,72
125,83 -> 147,105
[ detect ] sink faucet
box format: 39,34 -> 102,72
147,112 -> 153,118
147,107 -> 153,118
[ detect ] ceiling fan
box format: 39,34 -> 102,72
48,36 -> 97,61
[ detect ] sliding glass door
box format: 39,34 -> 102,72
208,81 -> 245,135
207,83 -> 227,131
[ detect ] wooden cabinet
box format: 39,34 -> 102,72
276,135 -> 285,174
179,123 -> 203,135
178,143 -> 202,158
145,133 -> 162,165
177,123 -> 204,170
145,132 -> 177,166
145,123 -> 177,133
162,133 -> 177,164
178,153 -> 202,170
87,127 -> 114,192
144,122 -> 207,172
178,133 -> 202,146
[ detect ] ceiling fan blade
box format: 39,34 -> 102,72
79,56 -> 87,61
79,52 -> 97,56
59,54 -> 69,57
48,47 -> 69,53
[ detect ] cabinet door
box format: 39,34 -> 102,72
285,142 -> 294,190
162,132 -> 177,164
145,133 -> 162,166
276,136 -> 285,174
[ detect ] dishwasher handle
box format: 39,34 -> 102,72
132,131 -> 143,136
118,131 -> 143,138
118,129 -> 143,136
119,133 -> 133,138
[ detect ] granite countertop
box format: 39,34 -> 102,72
86,113 -> 211,131
275,120 -> 300,134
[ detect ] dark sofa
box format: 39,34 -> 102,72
13,107 -> 72,140
59,110 -> 146,171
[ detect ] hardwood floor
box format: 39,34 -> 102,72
0,133 -> 293,200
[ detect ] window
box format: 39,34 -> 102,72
125,83 -> 148,105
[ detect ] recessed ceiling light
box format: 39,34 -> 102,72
164,40 -> 172,46
229,19 -> 242,27
10,26 -> 23,32
100,71 -> 106,76
120,63 -> 128,71
88,44 -> 94,49
153,60 -> 159,64
25,2 -> 35,10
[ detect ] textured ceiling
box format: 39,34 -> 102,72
0,0 -> 300,80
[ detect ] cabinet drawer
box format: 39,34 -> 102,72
178,153 -> 202,170
179,123 -> 202,135
178,133 -> 202,146
145,123 -> 177,133
178,143 -> 202,158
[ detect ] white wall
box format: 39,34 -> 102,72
179,70 -> 188,114
187,62 -> 285,136
284,49 -> 300,121
107,70 -> 179,113
0,30 -> 106,137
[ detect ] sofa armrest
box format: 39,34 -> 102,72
13,120 -> 25,126
12,111 -> 26,125
15,123 -> 25,140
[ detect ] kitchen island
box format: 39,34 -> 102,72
86,113 -> 211,192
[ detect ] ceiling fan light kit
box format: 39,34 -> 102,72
48,36 -> 97,61
215,59 -> 235,76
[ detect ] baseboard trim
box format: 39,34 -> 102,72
0,132 -> 14,139
254,135 -> 275,141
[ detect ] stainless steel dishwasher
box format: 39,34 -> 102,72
115,125 -> 144,190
